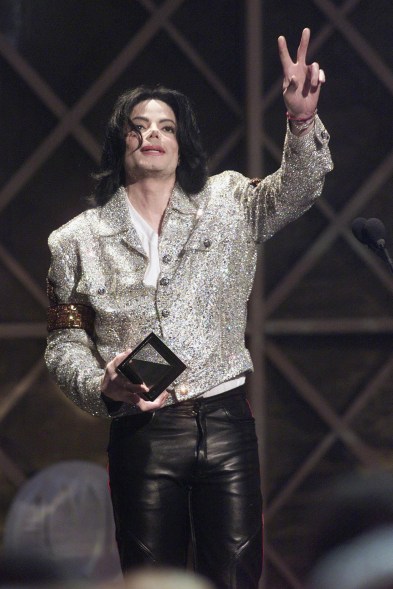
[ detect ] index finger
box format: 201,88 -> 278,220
297,27 -> 311,63
277,35 -> 293,70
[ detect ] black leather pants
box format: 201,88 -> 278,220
107,387 -> 263,589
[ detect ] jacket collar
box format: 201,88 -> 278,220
97,186 -> 145,255
96,184 -> 205,255
168,183 -> 199,216
98,183 -> 200,235
98,186 -> 132,237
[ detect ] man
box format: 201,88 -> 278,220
45,28 -> 332,589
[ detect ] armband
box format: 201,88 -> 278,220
46,278 -> 95,336
47,303 -> 95,336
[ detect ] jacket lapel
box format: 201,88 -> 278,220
98,187 -> 146,257
96,183 -> 211,260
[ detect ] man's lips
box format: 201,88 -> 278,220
141,145 -> 165,154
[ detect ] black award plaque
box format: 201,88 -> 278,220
116,332 -> 187,401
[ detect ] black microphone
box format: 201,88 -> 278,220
351,217 -> 368,245
351,217 -> 393,273
363,218 -> 386,248
351,217 -> 381,255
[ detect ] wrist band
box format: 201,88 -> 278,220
286,109 -> 317,132
286,109 -> 317,122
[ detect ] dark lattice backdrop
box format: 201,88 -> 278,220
1,1 -> 393,587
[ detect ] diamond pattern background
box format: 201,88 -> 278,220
1,1 -> 393,587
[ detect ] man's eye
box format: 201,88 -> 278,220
135,124 -> 145,131
163,126 -> 175,133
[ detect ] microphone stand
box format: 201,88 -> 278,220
377,242 -> 393,274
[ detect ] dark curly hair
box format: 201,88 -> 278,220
90,85 -> 209,206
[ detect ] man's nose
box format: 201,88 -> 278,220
147,126 -> 160,137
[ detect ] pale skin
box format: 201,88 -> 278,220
100,28 -> 325,411
278,27 -> 325,135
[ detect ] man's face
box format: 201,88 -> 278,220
124,99 -> 179,184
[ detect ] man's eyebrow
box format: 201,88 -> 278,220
131,116 -> 176,124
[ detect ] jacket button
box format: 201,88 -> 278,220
162,309 -> 170,318
160,277 -> 169,286
97,287 -> 106,295
203,239 -> 211,248
321,130 -> 329,140
162,254 -> 172,264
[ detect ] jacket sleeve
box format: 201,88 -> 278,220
44,230 -> 109,418
233,115 -> 333,243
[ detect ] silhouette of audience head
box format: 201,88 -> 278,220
3,461 -> 122,583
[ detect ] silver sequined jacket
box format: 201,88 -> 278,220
45,117 -> 332,418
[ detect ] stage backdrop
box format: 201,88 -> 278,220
1,1 -> 393,588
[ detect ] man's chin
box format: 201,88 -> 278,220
127,167 -> 176,182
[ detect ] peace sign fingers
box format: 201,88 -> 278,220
296,27 -> 311,64
277,27 -> 324,119
277,34 -> 293,74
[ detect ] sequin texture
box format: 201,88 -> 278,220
45,117 -> 333,418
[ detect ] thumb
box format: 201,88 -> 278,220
113,348 -> 132,367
